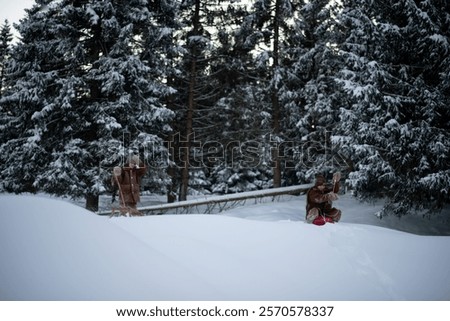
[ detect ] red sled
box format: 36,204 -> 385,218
312,216 -> 334,226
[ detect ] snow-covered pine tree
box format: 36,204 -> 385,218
334,0 -> 450,216
279,0 -> 344,183
0,0 -> 174,211
0,20 -> 13,99
0,20 -> 14,192
133,0 -> 185,202
197,2 -> 274,194
0,20 -> 12,99
166,0 -> 207,201
0,0 -> 59,194
240,1 -> 344,186
166,0 -> 257,199
245,0 -> 300,188
208,85 -> 273,194
332,1 -> 393,194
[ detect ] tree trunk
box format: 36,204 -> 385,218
179,58 -> 196,201
272,0 -> 282,188
272,93 -> 282,188
167,163 -> 177,203
179,0 -> 201,201
86,193 -> 99,212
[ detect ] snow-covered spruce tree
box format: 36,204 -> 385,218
0,19 -> 13,130
0,20 -> 13,99
166,0 -> 208,201
196,2 -> 274,194
244,0 -> 301,187
332,1 -> 394,196
166,0 -> 256,199
137,0 -> 181,196
208,85 -> 273,193
0,0 -> 174,211
279,0 -> 344,183
0,20 -> 14,192
240,1 -> 344,186
334,0 -> 450,216
130,0 -> 186,202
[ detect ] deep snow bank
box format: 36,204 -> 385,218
1,195 -> 450,300
0,195 -> 218,300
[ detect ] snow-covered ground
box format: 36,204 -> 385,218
1,193 -> 450,301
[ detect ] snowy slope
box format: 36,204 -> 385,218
1,194 -> 450,300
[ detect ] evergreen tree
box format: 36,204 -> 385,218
334,0 -> 450,216
0,20 -> 14,193
241,0 -> 343,186
0,19 -> 13,99
246,0 -> 299,187
201,2 -> 274,193
0,0 -> 174,211
167,0 -> 256,200
280,0 -> 343,183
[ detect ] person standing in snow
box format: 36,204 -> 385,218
306,173 -> 342,225
112,155 -> 146,211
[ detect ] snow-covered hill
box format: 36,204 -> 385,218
1,194 -> 450,300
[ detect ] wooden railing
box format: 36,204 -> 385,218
97,184 -> 312,216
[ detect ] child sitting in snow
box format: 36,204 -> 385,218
306,173 -> 342,225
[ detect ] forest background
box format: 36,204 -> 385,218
0,0 -> 449,217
